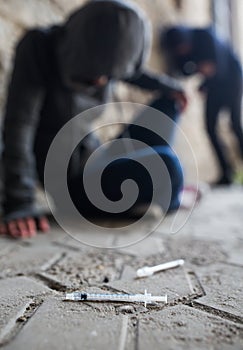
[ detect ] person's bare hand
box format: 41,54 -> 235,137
0,216 -> 50,238
170,91 -> 188,112
198,61 -> 216,77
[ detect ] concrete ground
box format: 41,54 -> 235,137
0,186 -> 243,350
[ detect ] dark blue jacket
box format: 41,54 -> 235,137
162,26 -> 242,97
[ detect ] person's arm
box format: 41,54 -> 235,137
1,30 -> 49,236
124,70 -> 184,94
191,29 -> 220,94
124,70 -> 187,111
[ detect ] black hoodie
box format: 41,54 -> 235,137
2,0 -> 183,221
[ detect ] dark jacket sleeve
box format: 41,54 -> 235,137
193,29 -> 218,64
124,69 -> 184,94
2,30 -> 47,221
193,28 -> 227,89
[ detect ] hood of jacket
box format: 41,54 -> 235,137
161,26 -> 193,51
56,0 -> 151,85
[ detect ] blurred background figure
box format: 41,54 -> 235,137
0,0 -> 186,238
161,25 -> 243,185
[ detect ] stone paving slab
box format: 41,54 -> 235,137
220,238 -> 243,266
167,235 -> 243,268
156,187 -> 243,242
51,218 -> 125,248
0,277 -> 52,345
108,266 -> 203,305
195,263 -> 243,319
117,235 -> 166,257
2,298 -> 127,350
51,235 -> 90,252
39,244 -> 174,291
167,236 -> 227,266
0,187 -> 242,349
40,250 -> 133,289
0,238 -> 18,256
110,226 -> 165,250
137,305 -> 243,350
0,236 -> 64,279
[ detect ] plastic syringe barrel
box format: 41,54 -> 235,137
65,291 -> 167,304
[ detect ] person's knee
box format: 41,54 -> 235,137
155,146 -> 183,190
161,149 -> 184,210
168,152 -> 183,190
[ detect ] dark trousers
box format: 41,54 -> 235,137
206,80 -> 243,180
68,96 -> 184,218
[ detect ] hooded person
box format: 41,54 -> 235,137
1,0 -> 186,237
161,26 -> 243,185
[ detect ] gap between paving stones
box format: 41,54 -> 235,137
0,298 -> 44,347
1,268 -> 241,349
1,188 -> 243,349
191,301 -> 243,325
136,304 -> 243,350
40,252 -> 67,272
33,273 -> 70,292
32,262 -> 243,330
32,248 -> 209,314
2,262 -> 242,350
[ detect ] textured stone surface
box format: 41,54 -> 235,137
138,305 -> 243,350
0,237 -> 18,257
51,225 -> 116,249
0,277 -> 52,345
167,236 -> 228,266
195,264 -> 243,319
156,187 -> 243,241
220,238 -> 243,266
0,188 -> 243,349
2,298 -> 126,350
39,237 -> 172,289
0,235 -> 64,278
117,235 -> 166,257
41,250 -> 132,288
108,266 -> 203,304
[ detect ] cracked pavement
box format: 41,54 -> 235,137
0,187 -> 243,349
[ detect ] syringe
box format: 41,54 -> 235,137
136,259 -> 184,278
65,289 -> 167,307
